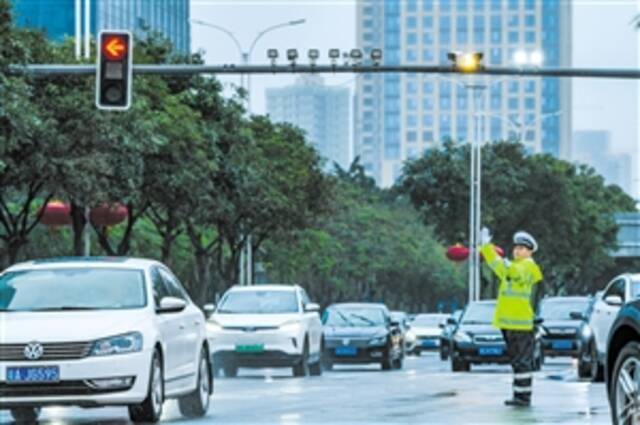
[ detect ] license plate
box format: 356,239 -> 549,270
335,346 -> 357,356
478,346 -> 503,356
422,339 -> 439,347
235,344 -> 264,353
6,366 -> 60,383
552,340 -> 573,350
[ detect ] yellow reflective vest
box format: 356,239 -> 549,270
480,243 -> 543,331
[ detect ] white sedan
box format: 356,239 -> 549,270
0,258 -> 212,423
206,284 -> 323,377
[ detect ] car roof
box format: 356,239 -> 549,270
542,296 -> 591,303
4,257 -> 162,272
226,284 -> 300,292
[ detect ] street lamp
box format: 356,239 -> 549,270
448,51 -> 484,73
191,18 -> 306,286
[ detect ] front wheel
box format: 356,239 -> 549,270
610,341 -> 640,424
178,347 -> 212,418
10,407 -> 41,423
129,351 -> 164,423
578,343 -> 594,379
293,340 -> 310,377
592,342 -> 605,383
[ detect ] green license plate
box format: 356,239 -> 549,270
235,344 -> 265,353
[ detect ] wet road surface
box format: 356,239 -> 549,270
1,353 -> 610,424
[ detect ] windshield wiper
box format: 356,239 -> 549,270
332,310 -> 356,327
31,306 -> 98,311
349,313 -> 378,326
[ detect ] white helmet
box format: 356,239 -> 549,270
513,231 -> 538,253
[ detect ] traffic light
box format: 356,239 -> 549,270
96,30 -> 133,110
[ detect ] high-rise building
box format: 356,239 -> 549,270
355,0 -> 572,187
573,130 -> 633,195
12,0 -> 190,53
266,75 -> 351,171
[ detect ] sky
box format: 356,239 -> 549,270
190,0 -> 357,114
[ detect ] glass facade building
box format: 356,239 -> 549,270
267,76 -> 351,171
12,0 -> 190,53
355,0 -> 572,186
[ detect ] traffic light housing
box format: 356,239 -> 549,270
96,30 -> 133,110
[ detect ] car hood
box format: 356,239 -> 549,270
323,326 -> 387,339
0,309 -> 151,343
210,313 -> 300,328
411,326 -> 442,337
543,320 -> 582,331
457,323 -> 500,336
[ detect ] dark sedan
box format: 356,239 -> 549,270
450,300 -> 543,372
322,303 -> 404,371
539,296 -> 595,378
606,299 -> 640,424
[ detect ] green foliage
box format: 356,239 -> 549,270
400,141 -> 637,295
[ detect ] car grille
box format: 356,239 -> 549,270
0,342 -> 93,361
222,326 -> 280,332
474,335 -> 504,344
547,328 -> 577,337
0,380 -> 133,397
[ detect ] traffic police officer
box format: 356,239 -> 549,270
480,228 -> 543,407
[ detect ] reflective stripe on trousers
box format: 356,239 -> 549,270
502,330 -> 534,402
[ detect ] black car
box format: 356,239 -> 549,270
606,299 -> 640,424
439,310 -> 462,360
322,303 -> 404,371
539,296 -> 596,378
450,300 -> 543,372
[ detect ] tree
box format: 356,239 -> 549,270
399,141 -> 637,295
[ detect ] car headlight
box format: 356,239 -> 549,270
453,332 -> 472,343
405,330 -> 416,343
280,321 -> 302,333
206,320 -> 223,333
581,325 -> 592,339
91,332 -> 143,357
369,336 -> 387,346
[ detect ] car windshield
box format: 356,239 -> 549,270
461,303 -> 496,325
631,280 -> 640,299
323,307 -> 386,327
412,315 -> 446,327
0,268 -> 146,311
540,299 -> 590,321
217,290 -> 299,314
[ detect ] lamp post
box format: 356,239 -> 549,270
191,18 -> 306,285
448,50 -> 545,302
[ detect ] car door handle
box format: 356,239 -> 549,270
194,320 -> 201,326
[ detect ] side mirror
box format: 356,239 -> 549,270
203,304 -> 216,317
157,297 -> 187,314
569,311 -> 586,321
447,317 -> 457,325
604,295 -> 623,306
438,323 -> 445,328
304,303 -> 320,313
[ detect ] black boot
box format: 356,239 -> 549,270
504,397 -> 530,407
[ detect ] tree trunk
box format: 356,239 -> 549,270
6,235 -> 24,265
70,203 -> 86,256
194,249 -> 213,306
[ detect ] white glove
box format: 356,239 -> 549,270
480,227 -> 492,245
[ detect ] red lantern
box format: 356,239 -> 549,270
90,204 -> 128,227
40,201 -> 71,226
446,244 -> 470,262
480,245 -> 505,261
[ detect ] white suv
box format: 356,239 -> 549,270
206,285 -> 323,377
0,258 -> 212,423
589,274 -> 640,381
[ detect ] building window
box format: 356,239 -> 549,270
508,81 -> 519,93
364,33 -> 374,42
364,19 -> 374,28
525,31 -> 535,43
423,16 -> 434,28
423,82 -> 434,93
384,145 -> 400,160
363,123 -> 374,132
407,81 -> 417,93
407,131 -> 418,142
457,28 -> 468,44
525,98 -> 535,110
525,0 -> 535,10
491,0 -> 501,11
508,31 -> 519,43
490,48 -> 501,65
423,32 -> 434,44
363,137 -> 373,145
441,0 -> 451,12
508,15 -> 518,27
423,98 -> 434,110
457,0 -> 468,12
525,15 -> 535,26
423,114 -> 434,126
491,30 -> 502,43
457,94 -> 468,109
364,98 -> 374,106
423,0 -> 434,11
508,0 -> 519,11
525,81 -> 535,93
406,49 -> 418,62
508,98 -> 519,109
407,32 -> 418,45
440,96 -> 451,109
364,84 -> 374,93
422,49 -> 434,62
364,6 -> 374,15
407,16 -> 417,29
491,94 -> 501,110
422,131 -> 434,141
407,0 -> 417,12
407,98 -> 418,110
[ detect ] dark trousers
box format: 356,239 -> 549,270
502,330 -> 534,402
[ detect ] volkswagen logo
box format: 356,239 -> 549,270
23,342 -> 44,360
